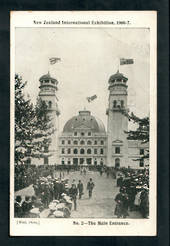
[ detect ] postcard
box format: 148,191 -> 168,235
10,11 -> 157,236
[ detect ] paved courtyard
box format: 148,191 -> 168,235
15,170 -> 142,219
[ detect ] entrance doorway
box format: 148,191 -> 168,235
115,158 -> 120,168
86,158 -> 92,165
80,158 -> 84,165
73,158 -> 78,165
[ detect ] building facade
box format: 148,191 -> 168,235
34,70 -> 149,169
59,110 -> 107,166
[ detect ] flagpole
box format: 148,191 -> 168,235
117,56 -> 120,72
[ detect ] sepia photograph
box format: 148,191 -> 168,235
10,11 -> 157,236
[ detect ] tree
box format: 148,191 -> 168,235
15,74 -> 55,164
119,108 -> 149,161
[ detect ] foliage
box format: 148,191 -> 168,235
15,74 -> 54,164
119,108 -> 149,160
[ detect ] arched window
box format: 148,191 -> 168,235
73,140 -> 78,145
80,140 -> 85,145
87,140 -> 92,145
100,148 -> 104,155
115,158 -> 120,168
73,148 -> 78,154
113,100 -> 117,108
87,149 -> 91,154
121,100 -> 124,108
80,149 -> 85,154
48,101 -> 52,108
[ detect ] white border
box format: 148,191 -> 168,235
10,11 -> 157,236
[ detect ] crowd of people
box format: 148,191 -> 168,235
114,168 -> 149,218
14,173 -> 95,218
14,164 -> 149,219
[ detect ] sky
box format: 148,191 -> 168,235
15,27 -> 150,132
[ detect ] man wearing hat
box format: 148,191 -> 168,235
69,183 -> 78,211
87,178 -> 95,199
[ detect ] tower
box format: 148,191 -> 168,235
39,72 -> 60,165
106,70 -> 128,168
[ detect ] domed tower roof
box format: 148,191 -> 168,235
39,72 -> 58,84
63,110 -> 106,133
108,70 -> 128,84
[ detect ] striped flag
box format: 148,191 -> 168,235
86,95 -> 97,103
120,58 -> 134,65
49,57 -> 61,65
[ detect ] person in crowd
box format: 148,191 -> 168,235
77,180 -> 84,199
69,183 -> 78,211
14,196 -> 23,218
87,178 -> 95,199
116,174 -> 123,187
54,179 -> 60,200
140,185 -> 149,218
31,196 -> 43,211
99,167 -> 103,176
106,168 -> 110,178
126,182 -> 136,212
114,187 -> 129,218
22,196 -> 32,217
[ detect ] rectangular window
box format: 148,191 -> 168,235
94,149 -> 97,154
101,140 -> 104,145
74,132 -> 77,136
67,148 -> 71,154
94,140 -> 97,145
139,159 -> 144,167
88,132 -> 91,136
61,148 -> 65,154
62,140 -> 65,145
68,140 -> 71,144
100,149 -> 104,155
115,147 -> 120,154
140,149 -> 144,155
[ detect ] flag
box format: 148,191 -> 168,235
120,58 -> 134,65
86,95 -> 97,103
49,57 -> 61,65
